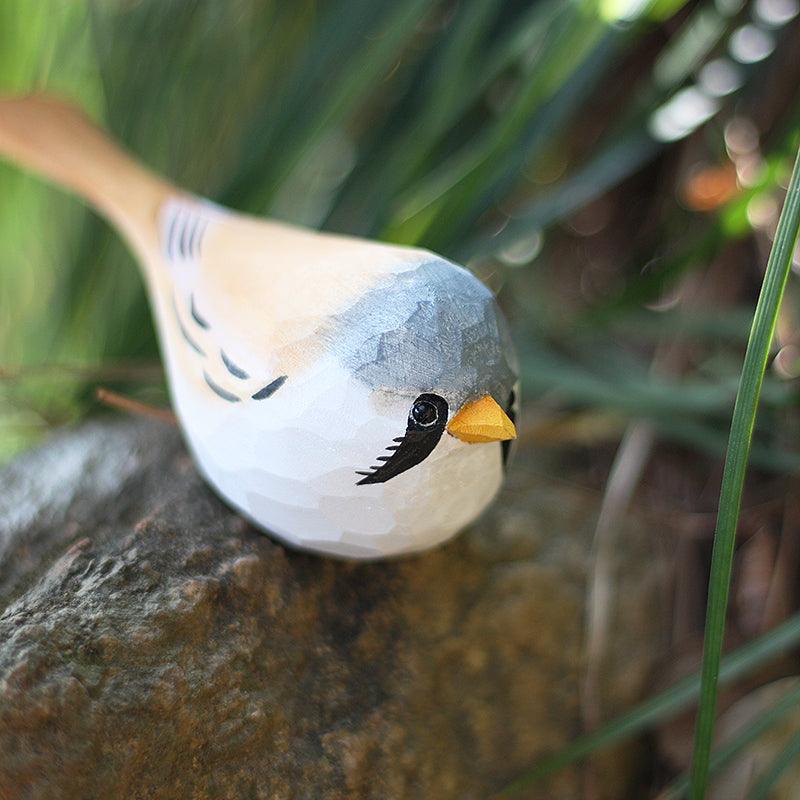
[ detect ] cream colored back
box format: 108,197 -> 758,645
0,93 -> 430,370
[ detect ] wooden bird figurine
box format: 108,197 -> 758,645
0,94 -> 518,559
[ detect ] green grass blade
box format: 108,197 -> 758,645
748,724 -> 800,800
494,611 -> 800,796
689,146 -> 800,798
384,2 -> 610,246
668,682 -> 800,798
463,0 -> 785,260
460,129 -> 659,258
518,348 -> 797,419
436,30 -> 626,251
222,0 -> 431,212
422,0 -> 503,126
649,417 -> 800,475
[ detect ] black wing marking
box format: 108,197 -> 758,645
164,202 -> 208,263
204,371 -> 241,403
173,295 -> 206,356
190,294 -> 210,329
252,375 -> 287,400
221,349 -> 249,379
167,266 -> 288,403
356,394 -> 448,485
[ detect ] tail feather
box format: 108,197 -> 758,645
0,93 -> 174,252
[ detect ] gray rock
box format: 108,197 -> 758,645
0,417 -> 665,799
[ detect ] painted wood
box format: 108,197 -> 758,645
0,93 -> 519,559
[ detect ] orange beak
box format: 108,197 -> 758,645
446,395 -> 517,444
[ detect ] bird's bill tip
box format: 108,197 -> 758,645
446,394 -> 516,444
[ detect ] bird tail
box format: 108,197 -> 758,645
0,93 -> 174,254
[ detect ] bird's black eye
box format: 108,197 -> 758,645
411,399 -> 439,427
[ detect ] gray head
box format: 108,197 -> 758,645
328,258 -> 518,409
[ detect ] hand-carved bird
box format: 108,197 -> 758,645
0,94 -> 518,559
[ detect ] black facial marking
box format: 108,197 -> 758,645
502,388 -> 517,467
221,349 -> 249,379
356,393 -> 448,485
252,375 -> 287,400
204,371 -> 240,403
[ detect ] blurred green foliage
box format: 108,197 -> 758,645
0,0 -> 798,465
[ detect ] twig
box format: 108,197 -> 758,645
95,387 -> 176,425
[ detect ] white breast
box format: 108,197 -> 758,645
171,350 -> 503,558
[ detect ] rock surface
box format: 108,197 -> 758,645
0,417 -> 666,799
